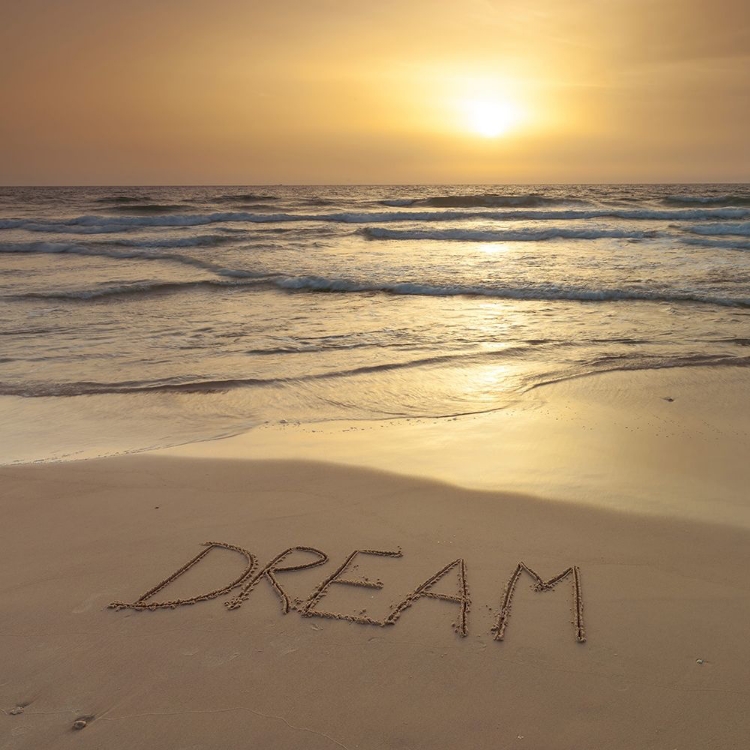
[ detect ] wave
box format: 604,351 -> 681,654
663,194 -> 750,207
0,349 -> 531,398
378,199 -> 417,207
0,241 -> 82,254
104,203 -> 190,214
6,347 -> 750,399
302,198 -> 338,206
214,193 -> 278,203
94,195 -> 152,204
112,234 -> 236,248
686,222 -> 750,237
232,203 -> 285,210
17,277 -> 269,301
0,240 -> 250,276
271,275 -> 749,307
379,193 -> 587,208
682,237 -> 750,250
361,226 -> 655,242
11,261 -> 749,308
4,207 -> 750,233
530,354 -> 750,392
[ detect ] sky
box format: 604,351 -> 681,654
1,0 -> 748,184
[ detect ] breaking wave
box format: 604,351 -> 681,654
16,271 -> 748,309
379,193 -> 587,208
3,207 -> 750,233
361,226 -> 656,242
272,276 -> 749,307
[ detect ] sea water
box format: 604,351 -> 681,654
1,184 -> 749,462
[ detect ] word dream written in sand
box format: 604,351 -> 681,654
109,543 -> 586,643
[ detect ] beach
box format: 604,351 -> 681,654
3,0 -> 749,743
3,367 -> 750,749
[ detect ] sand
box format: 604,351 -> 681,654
2,368 -> 750,749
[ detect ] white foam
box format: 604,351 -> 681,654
362,227 -> 655,242
687,222 -> 750,237
273,275 -> 748,307
4,206 -> 750,234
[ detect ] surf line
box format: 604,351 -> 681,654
108,542 -> 586,643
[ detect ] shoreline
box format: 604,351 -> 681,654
160,365 -> 750,528
3,364 -> 750,527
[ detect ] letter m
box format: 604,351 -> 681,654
493,562 -> 585,643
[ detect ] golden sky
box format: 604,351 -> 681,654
1,0 -> 748,184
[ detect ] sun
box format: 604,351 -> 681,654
464,97 -> 525,138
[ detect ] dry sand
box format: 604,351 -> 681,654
2,368 -> 750,749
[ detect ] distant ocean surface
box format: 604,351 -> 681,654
2,184 -> 750,463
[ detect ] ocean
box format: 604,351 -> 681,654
1,184 -> 749,463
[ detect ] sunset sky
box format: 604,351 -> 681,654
1,0 -> 748,185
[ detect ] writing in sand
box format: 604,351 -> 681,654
109,542 -> 586,643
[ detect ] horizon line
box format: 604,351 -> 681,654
1,181 -> 749,189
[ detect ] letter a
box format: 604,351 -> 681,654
384,559 -> 470,637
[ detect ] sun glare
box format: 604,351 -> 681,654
464,97 -> 524,138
